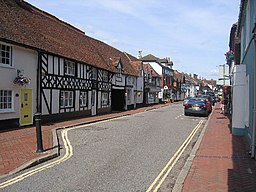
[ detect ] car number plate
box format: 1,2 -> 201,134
192,106 -> 199,109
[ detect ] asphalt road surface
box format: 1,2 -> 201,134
1,103 -> 207,192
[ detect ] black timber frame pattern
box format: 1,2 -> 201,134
39,52 -> 112,118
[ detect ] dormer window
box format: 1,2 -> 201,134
64,60 -> 75,76
117,67 -> 122,77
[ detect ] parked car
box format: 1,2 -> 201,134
184,97 -> 211,116
183,96 -> 192,106
205,91 -> 216,105
201,95 -> 214,107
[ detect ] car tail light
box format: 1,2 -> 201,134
184,103 -> 189,107
203,105 -> 207,109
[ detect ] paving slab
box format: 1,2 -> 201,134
177,104 -> 256,192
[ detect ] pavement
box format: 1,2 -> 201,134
1,102 -> 256,192
174,103 -> 256,192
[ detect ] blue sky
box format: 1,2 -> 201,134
27,0 -> 240,80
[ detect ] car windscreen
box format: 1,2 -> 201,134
187,98 -> 205,104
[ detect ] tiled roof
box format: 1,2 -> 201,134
123,52 -> 143,76
174,70 -> 184,82
0,0 -> 138,76
0,0 -> 113,70
140,54 -> 160,62
141,54 -> 173,68
88,38 -> 138,76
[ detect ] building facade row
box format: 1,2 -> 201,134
227,0 -> 256,158
0,0 -> 169,129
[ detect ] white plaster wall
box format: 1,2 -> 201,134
137,76 -> 144,92
232,65 -> 246,129
75,90 -> 80,111
42,89 -> 50,115
59,58 -> 64,76
0,42 -> 37,120
54,56 -> 59,75
52,89 -> 59,113
98,91 -> 101,108
48,55 -> 54,74
88,91 -> 92,110
136,76 -> 143,104
112,74 -> 125,87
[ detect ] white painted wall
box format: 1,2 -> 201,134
136,75 -> 144,104
0,42 -> 37,121
232,64 -> 246,132
112,74 -> 125,87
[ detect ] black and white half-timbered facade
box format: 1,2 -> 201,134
110,57 -> 126,111
39,52 -> 112,122
0,0 -> 147,129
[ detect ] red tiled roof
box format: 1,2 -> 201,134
88,38 -> 138,76
0,0 -> 138,76
123,52 -> 143,76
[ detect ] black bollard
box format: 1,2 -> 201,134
34,113 -> 44,153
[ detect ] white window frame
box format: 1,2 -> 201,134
79,91 -> 87,107
0,90 -> 13,112
60,90 -> 74,108
64,60 -> 75,76
101,92 -> 109,106
0,43 -> 12,67
102,71 -> 108,82
91,67 -> 97,80
117,67 -> 122,78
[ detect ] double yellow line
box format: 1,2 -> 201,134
146,120 -> 204,192
0,118 -> 204,190
0,118 -> 116,188
0,128 -> 73,189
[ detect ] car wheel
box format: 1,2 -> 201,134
184,112 -> 188,116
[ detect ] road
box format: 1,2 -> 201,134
1,103 -> 206,192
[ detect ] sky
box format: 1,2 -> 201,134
27,0 -> 240,80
